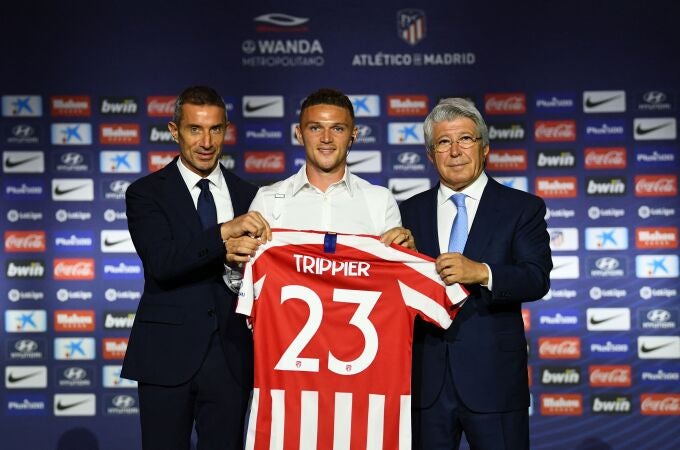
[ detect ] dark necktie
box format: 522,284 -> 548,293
196,178 -> 217,229
447,193 -> 468,253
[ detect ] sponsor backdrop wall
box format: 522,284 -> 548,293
1,1 -> 679,449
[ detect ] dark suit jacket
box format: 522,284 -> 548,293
400,176 -> 552,413
122,158 -> 257,388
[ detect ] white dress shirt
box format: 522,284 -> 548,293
436,171 -> 493,289
176,158 -> 234,223
249,164 -> 401,235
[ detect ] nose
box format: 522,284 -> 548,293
200,131 -> 212,148
320,128 -> 332,143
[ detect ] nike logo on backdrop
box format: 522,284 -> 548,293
56,399 -> 91,411
54,184 -> 88,196
7,371 -> 41,383
589,314 -> 623,325
640,342 -> 674,353
347,156 -> 378,167
244,101 -> 280,113
4,155 -> 41,168
635,123 -> 672,135
103,237 -> 129,247
585,95 -> 622,108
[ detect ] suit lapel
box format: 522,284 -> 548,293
161,159 -> 204,232
420,187 -> 441,257
221,166 -> 249,216
464,178 -> 502,261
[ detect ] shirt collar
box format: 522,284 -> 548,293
291,164 -> 354,197
437,171 -> 488,206
177,158 -> 224,190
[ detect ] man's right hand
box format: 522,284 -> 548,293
220,212 -> 272,263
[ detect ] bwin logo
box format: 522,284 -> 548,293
109,180 -> 130,193
595,257 -> 620,271
112,395 -> 136,408
61,152 -> 84,165
647,309 -> 671,323
397,152 -> 421,165
15,339 -> 38,353
64,367 -> 87,380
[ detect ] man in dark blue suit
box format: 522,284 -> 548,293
122,86 -> 271,450
400,98 -> 552,450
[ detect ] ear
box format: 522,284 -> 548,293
295,125 -> 304,145
168,122 -> 179,142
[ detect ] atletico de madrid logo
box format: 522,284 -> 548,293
397,9 -> 426,46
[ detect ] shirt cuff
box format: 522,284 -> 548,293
481,263 -> 493,290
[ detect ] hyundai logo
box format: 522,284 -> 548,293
109,180 -> 131,193
64,367 -> 87,380
112,395 -> 136,408
595,257 -> 620,271
15,339 -> 39,353
646,309 -> 671,323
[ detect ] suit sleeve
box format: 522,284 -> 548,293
487,196 -> 552,304
126,180 -> 226,284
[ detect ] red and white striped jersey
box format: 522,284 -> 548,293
237,230 -> 468,450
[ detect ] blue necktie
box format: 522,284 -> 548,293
448,193 -> 468,253
196,178 -> 217,229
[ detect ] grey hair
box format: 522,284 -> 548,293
423,98 -> 489,150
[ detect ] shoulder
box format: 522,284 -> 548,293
223,167 -> 258,196
400,185 -> 437,210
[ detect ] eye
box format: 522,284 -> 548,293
190,126 -> 200,134
458,135 -> 474,145
210,126 -> 224,135
333,126 -> 345,133
437,138 -> 452,146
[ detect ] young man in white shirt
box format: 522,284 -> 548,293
249,88 -> 413,246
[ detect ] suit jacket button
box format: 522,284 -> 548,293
207,308 -> 215,317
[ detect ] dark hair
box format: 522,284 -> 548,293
172,86 -> 226,125
299,88 -> 355,126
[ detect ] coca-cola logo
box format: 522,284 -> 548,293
584,148 -> 627,169
589,365 -> 631,386
147,96 -> 176,117
641,394 -> 680,415
535,121 -> 576,142
244,152 -> 285,173
53,259 -> 95,280
5,231 -> 46,252
485,93 -> 526,114
635,175 -> 678,197
539,337 -> 580,358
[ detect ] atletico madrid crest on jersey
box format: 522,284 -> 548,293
238,230 -> 467,450
397,9 -> 426,46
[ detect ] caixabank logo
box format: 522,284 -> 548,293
2,95 -> 42,117
4,310 -> 47,333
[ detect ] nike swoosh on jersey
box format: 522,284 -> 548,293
4,155 -> 41,168
635,123 -> 671,135
640,342 -> 674,353
584,95 -> 622,108
7,371 -> 41,383
54,184 -> 89,196
56,399 -> 91,411
244,100 -> 280,113
589,314 -> 623,325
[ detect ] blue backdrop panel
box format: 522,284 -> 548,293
1,1 -> 679,449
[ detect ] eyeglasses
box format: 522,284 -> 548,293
432,135 -> 483,152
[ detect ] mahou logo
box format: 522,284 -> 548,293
640,393 -> 680,415
244,151 -> 285,173
539,337 -> 581,359
485,93 -> 526,115
540,394 -> 583,415
635,175 -> 677,197
4,231 -> 46,252
53,258 -> 95,280
147,151 -> 177,172
635,227 -> 678,249
50,96 -> 91,117
103,337 -> 128,359
387,95 -> 429,116
147,96 -> 176,117
584,147 -> 627,169
486,149 -> 527,171
535,120 -> 576,142
54,310 -> 96,332
589,365 -> 632,387
99,124 -> 140,145
535,177 -> 578,198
